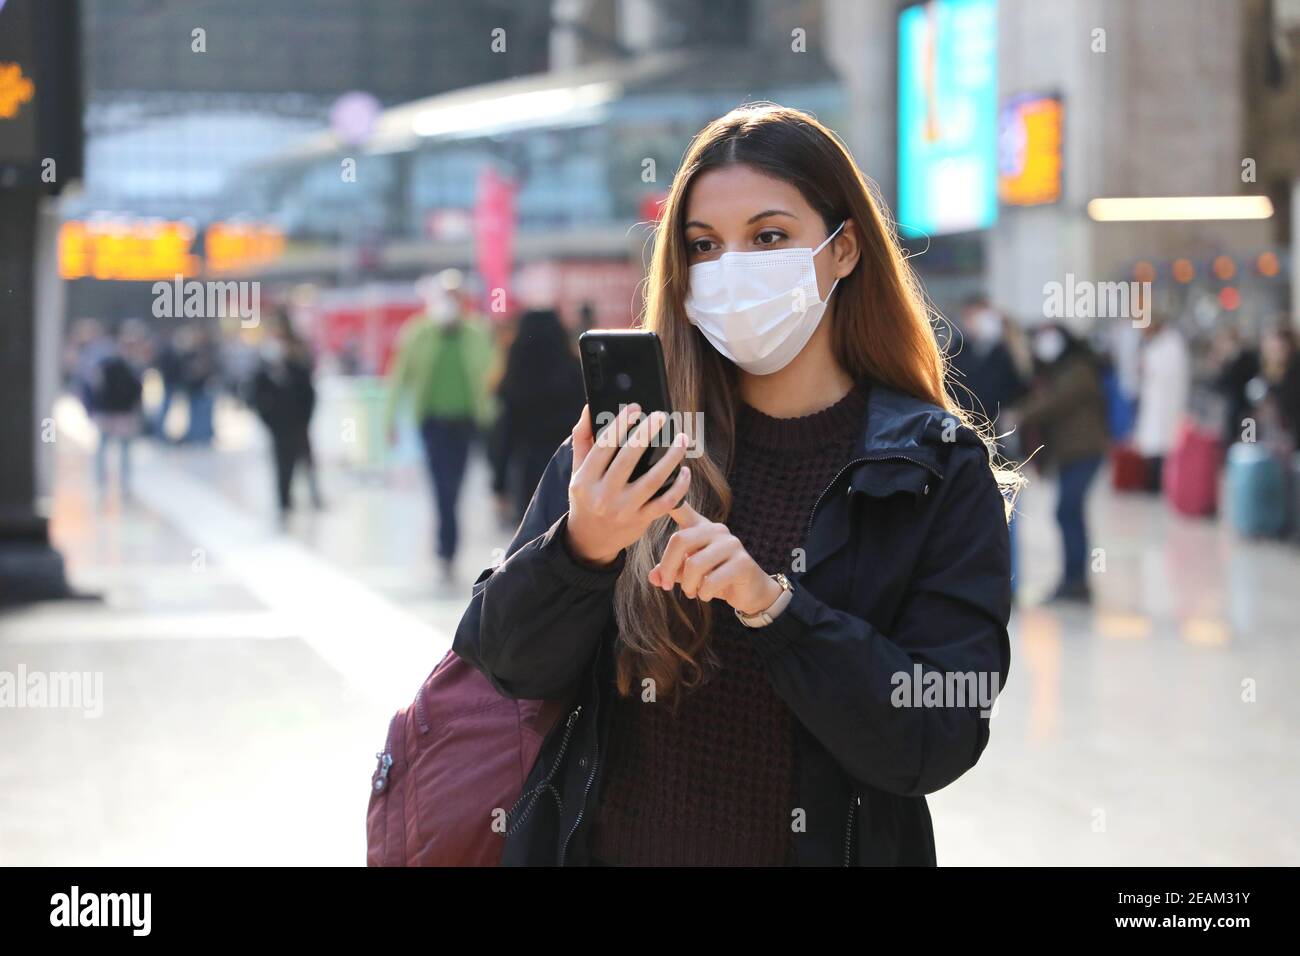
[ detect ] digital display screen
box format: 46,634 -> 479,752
0,0 -> 38,166
998,92 -> 1063,206
897,0 -> 999,237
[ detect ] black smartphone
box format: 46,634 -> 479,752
578,330 -> 681,490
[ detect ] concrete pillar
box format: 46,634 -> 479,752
822,0 -> 897,205
0,187 -> 70,603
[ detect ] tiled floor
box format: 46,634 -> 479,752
1,396 -> 1297,865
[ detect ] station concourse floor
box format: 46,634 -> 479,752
1,398 -> 1296,865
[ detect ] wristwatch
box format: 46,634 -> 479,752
735,573 -> 793,628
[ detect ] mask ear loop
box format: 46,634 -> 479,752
811,221 -> 847,304
812,220 -> 847,256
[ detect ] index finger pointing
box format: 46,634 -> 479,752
669,499 -> 706,528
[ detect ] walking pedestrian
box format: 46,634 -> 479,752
251,310 -> 323,526
385,270 -> 497,580
1260,324 -> 1300,451
178,325 -> 220,445
85,321 -> 147,503
948,294 -> 1028,430
1208,325 -> 1259,449
1133,315 -> 1191,491
1013,323 -> 1109,602
495,308 -> 586,524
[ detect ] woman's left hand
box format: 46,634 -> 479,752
649,502 -> 782,615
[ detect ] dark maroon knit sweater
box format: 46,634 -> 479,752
589,379 -> 868,866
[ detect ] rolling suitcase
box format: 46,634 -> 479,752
1225,443 -> 1287,537
1110,443 -> 1147,492
1163,421 -> 1220,517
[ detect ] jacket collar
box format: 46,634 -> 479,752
796,380 -> 983,581
849,379 -> 986,489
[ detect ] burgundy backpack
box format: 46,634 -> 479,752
366,648 -> 570,866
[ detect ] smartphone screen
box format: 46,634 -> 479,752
579,330 -> 681,489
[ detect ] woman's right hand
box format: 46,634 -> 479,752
565,403 -> 691,566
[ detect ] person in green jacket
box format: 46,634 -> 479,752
386,270 -> 498,579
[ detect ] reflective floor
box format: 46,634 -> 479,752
1,396 -> 1297,865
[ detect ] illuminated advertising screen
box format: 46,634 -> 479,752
998,92 -> 1062,206
897,0 -> 999,237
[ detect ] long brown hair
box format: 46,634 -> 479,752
614,102 -> 997,703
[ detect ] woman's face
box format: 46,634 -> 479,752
682,163 -> 857,303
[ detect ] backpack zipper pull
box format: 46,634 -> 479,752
372,751 -> 393,794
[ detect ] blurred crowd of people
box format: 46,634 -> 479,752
63,310 -> 319,518
62,279 -> 1300,597
61,272 -> 589,576
64,317 -> 223,500
947,295 -> 1300,604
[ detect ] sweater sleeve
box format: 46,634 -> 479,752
745,445 -> 1012,796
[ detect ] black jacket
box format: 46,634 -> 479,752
947,325 -> 1028,428
452,381 -> 1012,866
251,358 -> 316,438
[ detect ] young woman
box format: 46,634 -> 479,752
453,103 -> 1012,866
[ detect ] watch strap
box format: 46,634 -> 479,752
736,573 -> 793,628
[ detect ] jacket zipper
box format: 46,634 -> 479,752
505,704 -> 582,836
804,448 -> 936,868
805,453 -> 941,544
557,652 -> 605,866
842,793 -> 860,866
557,743 -> 599,866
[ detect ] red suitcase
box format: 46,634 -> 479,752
1163,422 -> 1221,516
1110,443 -> 1148,492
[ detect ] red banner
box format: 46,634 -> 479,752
474,167 -> 516,318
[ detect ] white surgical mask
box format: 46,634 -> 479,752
427,291 -> 458,326
261,339 -> 285,364
968,308 -> 1002,345
684,221 -> 845,375
1033,328 -> 1067,363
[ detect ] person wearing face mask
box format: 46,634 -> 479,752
451,104 -> 1013,867
1013,322 -> 1109,603
1132,315 -> 1191,492
948,295 -> 1028,436
385,269 -> 497,580
251,308 -> 323,527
